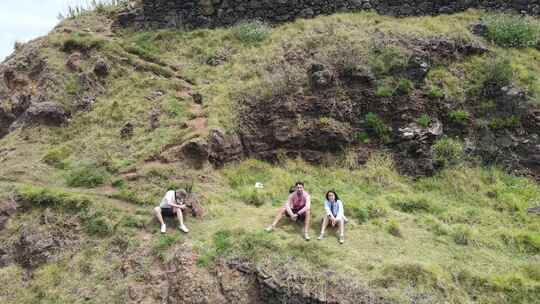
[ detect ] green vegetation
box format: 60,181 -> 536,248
232,21 -> 272,44
449,110 -> 470,125
432,137 -> 465,168
2,8 -> 540,304
65,162 -> 109,188
365,112 -> 391,143
484,14 -> 540,48
415,114 -> 431,128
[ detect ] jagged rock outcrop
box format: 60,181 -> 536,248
118,0 -> 540,30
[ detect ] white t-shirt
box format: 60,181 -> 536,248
159,190 -> 175,208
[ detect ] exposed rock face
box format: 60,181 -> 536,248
13,226 -> 59,269
208,129 -> 244,167
23,102 -> 68,126
125,244 -> 394,304
0,199 -> 17,231
118,0 -> 540,30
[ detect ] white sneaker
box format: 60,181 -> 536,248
265,225 -> 274,232
179,225 -> 189,233
318,234 -> 324,240
160,224 -> 166,233
304,233 -> 310,241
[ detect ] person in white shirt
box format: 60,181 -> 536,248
318,190 -> 346,244
153,189 -> 189,233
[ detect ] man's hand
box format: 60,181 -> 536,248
291,214 -> 298,221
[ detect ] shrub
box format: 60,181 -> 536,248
449,110 -> 469,125
237,187 -> 267,207
416,114 -> 431,128
391,197 -> 433,213
473,57 -> 513,98
484,14 -> 540,48
42,146 -> 71,169
233,21 -> 271,44
365,112 -> 391,143
350,206 -> 369,223
355,131 -> 370,144
432,137 -> 465,168
66,162 -> 109,188
387,219 -> 402,237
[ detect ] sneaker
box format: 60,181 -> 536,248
265,225 -> 274,232
339,235 -> 345,244
160,224 -> 166,233
179,225 -> 189,233
304,233 -> 311,241
317,234 -> 324,240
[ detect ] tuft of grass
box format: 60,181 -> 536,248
483,14 -> 540,48
65,162 -> 109,188
449,110 -> 469,125
427,85 -> 445,99
365,112 -> 391,143
415,114 -> 431,128
233,21 -> 272,44
432,137 -> 465,168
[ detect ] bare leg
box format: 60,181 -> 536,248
175,207 -> 189,232
303,210 -> 311,236
154,207 -> 165,225
270,207 -> 287,228
338,219 -> 344,237
174,207 -> 185,227
319,215 -> 328,239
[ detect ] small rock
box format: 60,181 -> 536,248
191,92 -> 203,104
470,22 -> 488,36
120,122 -> 134,139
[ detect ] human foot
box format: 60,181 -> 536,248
179,225 -> 189,233
160,224 -> 166,233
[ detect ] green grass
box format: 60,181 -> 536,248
3,9 -> 540,304
484,14 -> 540,48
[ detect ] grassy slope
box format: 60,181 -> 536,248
1,9 -> 540,304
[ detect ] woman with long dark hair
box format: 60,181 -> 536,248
318,190 -> 345,243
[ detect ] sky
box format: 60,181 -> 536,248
0,0 -> 88,61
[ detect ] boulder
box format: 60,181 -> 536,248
309,63 -> 335,89
93,58 -> 109,77
208,129 -> 244,167
24,102 -> 68,126
0,199 -> 17,231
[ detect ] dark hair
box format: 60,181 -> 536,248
295,181 -> 304,187
325,190 -> 339,201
